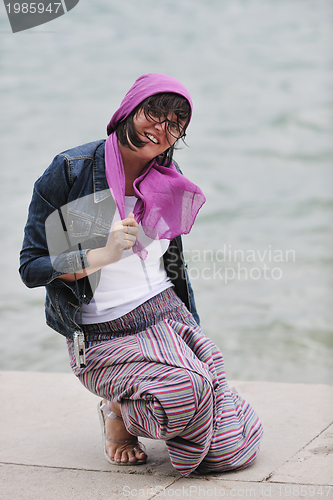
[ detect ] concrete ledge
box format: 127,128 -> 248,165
0,371 -> 332,499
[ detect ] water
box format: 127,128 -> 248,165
0,0 -> 332,384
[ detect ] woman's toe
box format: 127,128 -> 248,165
114,450 -> 123,462
127,450 -> 137,462
121,451 -> 130,463
134,446 -> 147,460
105,443 -> 114,461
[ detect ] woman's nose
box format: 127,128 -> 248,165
154,120 -> 166,133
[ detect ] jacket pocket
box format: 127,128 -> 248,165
67,210 -> 93,238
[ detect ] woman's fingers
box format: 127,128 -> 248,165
110,214 -> 138,251
124,232 -> 136,250
122,213 -> 138,233
121,213 -> 139,240
105,213 -> 139,261
122,212 -> 138,225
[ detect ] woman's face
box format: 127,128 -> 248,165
132,110 -> 185,162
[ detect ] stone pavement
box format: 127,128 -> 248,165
0,371 -> 332,499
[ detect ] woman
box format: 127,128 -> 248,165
20,73 -> 263,477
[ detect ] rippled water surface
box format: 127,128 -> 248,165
0,0 -> 332,383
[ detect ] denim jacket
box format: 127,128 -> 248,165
19,140 -> 200,340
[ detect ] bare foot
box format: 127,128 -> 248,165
102,400 -> 147,464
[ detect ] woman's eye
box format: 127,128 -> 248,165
149,112 -> 159,121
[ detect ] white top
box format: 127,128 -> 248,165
79,196 -> 172,324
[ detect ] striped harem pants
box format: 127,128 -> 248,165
67,287 -> 263,477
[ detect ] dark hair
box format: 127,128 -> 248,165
116,92 -> 191,167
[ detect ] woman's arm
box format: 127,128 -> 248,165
60,214 -> 139,282
19,154 -> 89,288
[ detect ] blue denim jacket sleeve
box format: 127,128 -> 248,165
19,154 -> 90,288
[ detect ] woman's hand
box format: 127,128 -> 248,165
104,212 -> 139,264
59,213 -> 139,282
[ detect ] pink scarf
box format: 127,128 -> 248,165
105,73 -> 206,259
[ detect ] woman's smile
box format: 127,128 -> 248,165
144,132 -> 159,144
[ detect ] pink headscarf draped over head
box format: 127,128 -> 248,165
106,73 -> 193,135
104,73 -> 205,259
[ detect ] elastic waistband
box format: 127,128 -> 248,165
81,287 -> 185,345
